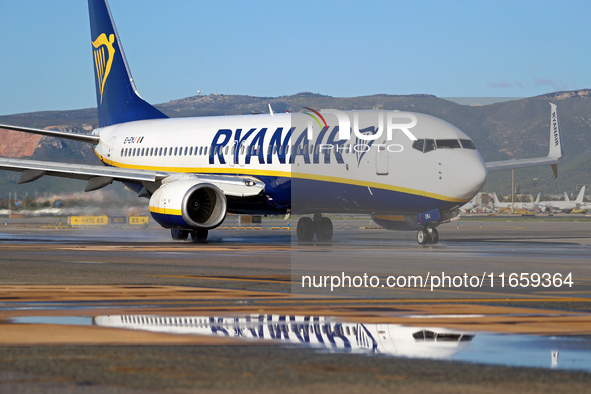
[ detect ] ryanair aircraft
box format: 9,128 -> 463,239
0,0 -> 564,245
93,313 -> 475,359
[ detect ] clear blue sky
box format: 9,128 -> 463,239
0,0 -> 590,115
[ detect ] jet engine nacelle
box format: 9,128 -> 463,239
149,179 -> 227,230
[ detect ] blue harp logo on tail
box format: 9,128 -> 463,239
92,33 -> 115,104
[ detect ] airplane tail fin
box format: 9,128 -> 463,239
575,186 -> 586,204
493,192 -> 500,205
88,0 -> 168,127
534,193 -> 540,205
564,192 -> 571,202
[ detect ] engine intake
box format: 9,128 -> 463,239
149,179 -> 227,229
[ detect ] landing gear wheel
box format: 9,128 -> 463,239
427,228 -> 439,244
191,229 -> 208,243
417,229 -> 428,245
297,217 -> 315,242
316,217 -> 333,241
171,229 -> 189,241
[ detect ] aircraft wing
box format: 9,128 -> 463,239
0,157 -> 265,196
485,156 -> 559,171
0,124 -> 100,144
485,103 -> 563,176
0,156 -> 166,191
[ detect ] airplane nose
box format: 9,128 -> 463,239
449,153 -> 487,200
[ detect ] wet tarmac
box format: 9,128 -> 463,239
9,312 -> 591,373
0,218 -> 590,392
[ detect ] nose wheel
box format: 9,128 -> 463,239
417,227 -> 439,245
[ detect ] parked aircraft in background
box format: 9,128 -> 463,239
539,186 -> 586,212
491,193 -> 540,211
0,0 -> 564,245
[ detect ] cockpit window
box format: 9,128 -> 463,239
436,139 -> 461,149
413,330 -> 473,342
435,333 -> 462,342
460,139 -> 477,149
412,139 -> 424,152
413,138 -> 464,152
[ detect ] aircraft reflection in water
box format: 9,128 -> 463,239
93,314 -> 474,359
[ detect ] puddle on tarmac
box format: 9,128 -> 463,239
10,313 -> 591,372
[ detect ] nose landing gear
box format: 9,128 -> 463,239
417,227 -> 439,245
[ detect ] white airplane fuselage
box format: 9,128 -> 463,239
93,314 -> 475,359
92,111 -> 488,223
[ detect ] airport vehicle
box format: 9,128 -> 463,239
539,186 -> 586,212
93,313 -> 474,359
0,0 -> 564,245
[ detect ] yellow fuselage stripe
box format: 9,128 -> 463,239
99,153 -> 468,204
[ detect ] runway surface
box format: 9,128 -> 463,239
0,217 -> 591,392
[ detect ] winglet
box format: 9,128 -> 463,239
548,103 -> 564,160
551,163 -> 558,179
485,103 -> 565,174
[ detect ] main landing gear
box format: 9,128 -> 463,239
171,229 -> 208,242
296,213 -> 333,242
416,227 -> 439,245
